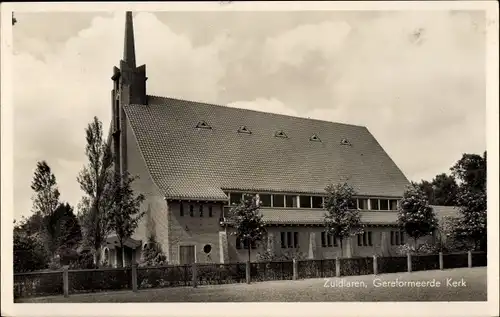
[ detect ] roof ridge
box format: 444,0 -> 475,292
143,94 -> 368,129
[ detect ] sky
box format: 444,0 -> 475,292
12,10 -> 486,220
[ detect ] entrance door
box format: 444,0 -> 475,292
179,245 -> 196,265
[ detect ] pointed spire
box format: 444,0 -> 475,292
123,11 -> 136,68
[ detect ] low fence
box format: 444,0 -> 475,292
14,251 -> 486,299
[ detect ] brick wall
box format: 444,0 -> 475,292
125,120 -> 170,261
167,201 -> 224,264
226,225 -> 439,262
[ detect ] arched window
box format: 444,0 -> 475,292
103,247 -> 110,263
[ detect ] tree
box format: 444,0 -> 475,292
431,173 -> 458,206
450,152 -> 487,251
228,194 -> 266,263
43,203 -> 82,258
416,174 -> 458,206
13,224 -> 49,272
323,183 -> 363,257
417,180 -> 434,204
31,161 -> 60,219
106,172 -> 145,268
397,183 -> 439,247
451,152 -> 487,192
139,236 -> 168,267
77,117 -> 115,266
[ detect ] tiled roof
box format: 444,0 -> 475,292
258,205 -> 460,226
124,95 -> 410,200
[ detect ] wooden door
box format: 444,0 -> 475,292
179,245 -> 196,265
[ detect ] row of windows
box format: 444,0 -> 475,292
357,232 -> 373,247
236,230 -> 407,250
180,203 -> 214,218
235,237 -> 257,249
226,192 -> 399,211
321,232 -> 339,247
391,230 -> 406,246
280,232 -> 299,249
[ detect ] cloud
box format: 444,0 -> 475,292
13,12 -> 231,219
13,11 -> 485,220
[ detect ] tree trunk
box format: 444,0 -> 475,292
247,238 -> 251,263
121,242 -> 126,268
93,248 -> 101,267
339,238 -> 343,258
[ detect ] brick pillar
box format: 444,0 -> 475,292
308,232 -> 316,260
63,267 -> 69,298
380,231 -> 390,256
219,231 -> 229,264
345,237 -> 353,258
267,232 -> 275,257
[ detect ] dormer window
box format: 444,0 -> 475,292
340,138 -> 351,146
275,130 -> 288,138
196,121 -> 212,129
310,134 -> 321,142
238,126 -> 251,134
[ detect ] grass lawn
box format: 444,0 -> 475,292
17,267 -> 487,303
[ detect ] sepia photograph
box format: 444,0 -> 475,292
1,1 -> 498,317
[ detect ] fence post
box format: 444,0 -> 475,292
439,252 -> 444,270
373,255 -> 378,275
407,253 -> 412,273
132,264 -> 138,292
192,262 -> 198,288
293,259 -> 298,280
246,261 -> 251,284
468,251 -> 472,268
63,267 -> 69,298
335,257 -> 340,277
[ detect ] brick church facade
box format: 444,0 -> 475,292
103,12 -> 457,267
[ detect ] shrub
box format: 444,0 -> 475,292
138,236 -> 167,267
396,242 -> 440,256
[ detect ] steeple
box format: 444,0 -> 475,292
123,11 -> 136,68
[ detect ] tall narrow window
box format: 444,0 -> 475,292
390,231 -> 395,245
400,231 -> 405,245
273,195 -> 285,207
300,196 -> 312,208
333,237 -> 338,247
259,194 -> 272,207
285,195 -> 298,208
368,232 -> 373,246
199,204 -> 203,217
281,232 -> 286,248
321,232 -> 326,247
208,206 -> 213,217
294,232 -> 299,248
243,238 -> 249,249
230,193 -> 243,206
370,199 -> 380,210
357,198 -> 368,210
327,234 -> 333,247
389,199 -> 399,210
189,205 -> 194,217
312,196 -> 323,208
180,202 -> 184,217
357,234 -> 362,246
287,232 -> 293,248
380,200 -> 389,210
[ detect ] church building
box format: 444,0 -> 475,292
103,12 -> 457,267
